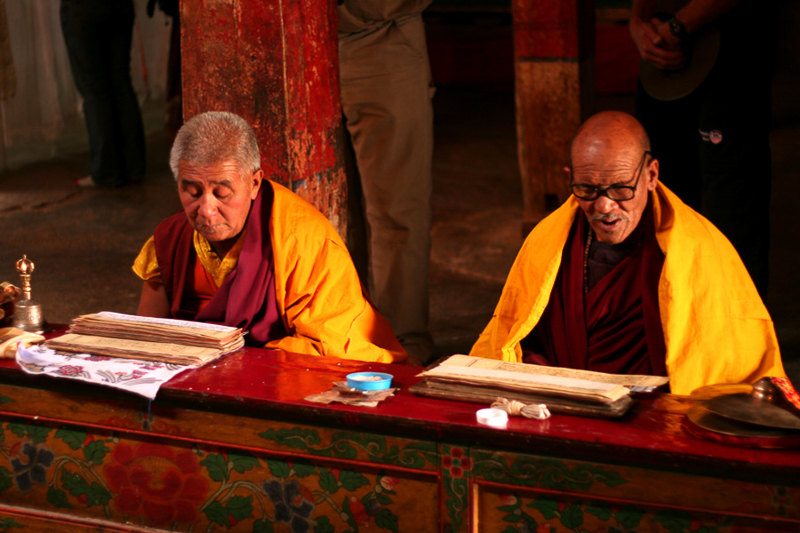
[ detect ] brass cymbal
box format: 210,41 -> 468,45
689,382 -> 752,402
691,378 -> 800,431
686,404 -> 796,438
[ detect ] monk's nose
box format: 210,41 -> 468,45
197,194 -> 218,218
594,195 -> 616,213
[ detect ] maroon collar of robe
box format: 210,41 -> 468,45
535,202 -> 667,377
153,184 -> 285,346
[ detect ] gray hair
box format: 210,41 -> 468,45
169,111 -> 261,180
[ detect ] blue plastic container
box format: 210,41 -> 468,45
346,372 -> 393,391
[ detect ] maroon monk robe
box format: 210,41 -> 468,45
153,184 -> 286,346
523,205 -> 667,376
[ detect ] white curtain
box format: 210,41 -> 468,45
0,0 -> 171,170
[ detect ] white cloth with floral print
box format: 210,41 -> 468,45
16,344 -> 189,400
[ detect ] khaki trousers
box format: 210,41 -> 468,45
340,13 -> 435,361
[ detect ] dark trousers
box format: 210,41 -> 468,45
61,0 -> 146,187
635,15 -> 773,298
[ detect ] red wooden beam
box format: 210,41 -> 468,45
181,0 -> 347,235
513,0 -> 596,232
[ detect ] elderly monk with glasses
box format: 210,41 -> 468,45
470,111 -> 784,394
133,111 -> 406,363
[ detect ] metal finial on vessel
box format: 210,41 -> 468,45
12,255 -> 47,333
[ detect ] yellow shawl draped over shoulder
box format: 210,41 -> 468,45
470,183 -> 784,395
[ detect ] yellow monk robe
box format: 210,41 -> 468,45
134,180 -> 406,364
134,227 -> 245,316
470,183 -> 785,395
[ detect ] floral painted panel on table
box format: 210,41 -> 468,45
477,490 -> 800,533
258,425 -> 439,472
441,444 -> 471,533
0,421 -> 440,532
471,449 -> 800,523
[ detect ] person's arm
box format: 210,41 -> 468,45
132,236 -> 171,318
630,0 -> 741,71
674,0 -> 742,34
137,280 -> 171,318
630,0 -> 686,70
267,232 -> 406,364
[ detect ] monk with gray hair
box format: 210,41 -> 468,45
133,111 -> 406,363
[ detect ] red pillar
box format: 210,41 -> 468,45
181,0 -> 347,235
513,0 -> 595,232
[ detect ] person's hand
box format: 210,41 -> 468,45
652,19 -> 688,70
630,15 -> 687,71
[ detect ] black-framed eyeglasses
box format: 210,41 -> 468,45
570,151 -> 652,202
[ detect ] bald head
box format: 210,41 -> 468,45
566,111 -> 658,244
570,111 -> 650,168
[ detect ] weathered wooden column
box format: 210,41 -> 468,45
181,0 -> 347,236
513,0 -> 595,232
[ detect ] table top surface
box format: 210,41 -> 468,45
1,333 -> 799,478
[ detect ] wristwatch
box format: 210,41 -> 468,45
667,16 -> 688,40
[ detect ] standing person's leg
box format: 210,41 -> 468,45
697,18 -> 773,298
60,0 -> 124,187
341,15 -> 435,364
635,81 -> 703,210
108,0 -> 145,183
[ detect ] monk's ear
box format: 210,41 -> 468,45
563,165 -> 572,183
250,169 -> 264,200
645,156 -> 659,191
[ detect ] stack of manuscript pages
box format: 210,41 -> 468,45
45,312 -> 244,366
411,354 -> 670,418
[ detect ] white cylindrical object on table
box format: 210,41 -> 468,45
476,408 -> 508,428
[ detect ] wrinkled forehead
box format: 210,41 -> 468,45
178,159 -> 249,183
572,137 -> 644,177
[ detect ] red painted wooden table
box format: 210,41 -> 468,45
0,340 -> 798,532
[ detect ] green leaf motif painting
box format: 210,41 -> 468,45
83,440 -> 109,465
314,516 -> 335,533
615,506 -> 644,530
46,487 -> 72,509
230,452 -> 260,475
266,458 -> 291,479
253,518 -> 274,533
0,467 -> 12,494
203,500 -> 230,527
339,470 -> 369,492
84,482 -> 112,507
226,495 -> 254,522
474,452 -> 628,492
61,470 -> 89,497
200,453 -> 229,482
0,516 -> 22,529
55,428 -> 86,450
560,504 -> 584,529
530,498 -> 558,520
292,460 -> 317,479
8,423 -> 51,445
259,427 -> 323,452
318,467 -> 338,494
375,507 -> 399,533
653,509 -> 693,533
